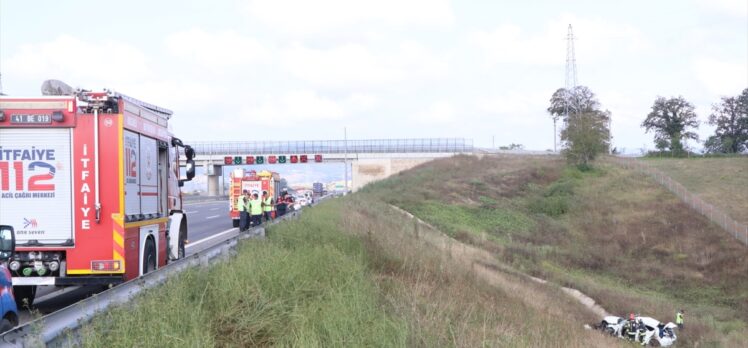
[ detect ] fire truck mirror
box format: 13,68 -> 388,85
185,159 -> 196,180
184,145 -> 196,160
0,225 -> 16,261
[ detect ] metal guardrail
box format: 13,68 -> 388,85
189,138 -> 474,155
0,210 -> 304,347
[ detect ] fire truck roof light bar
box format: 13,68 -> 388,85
110,91 -> 173,118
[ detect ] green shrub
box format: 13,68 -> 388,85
528,195 -> 569,216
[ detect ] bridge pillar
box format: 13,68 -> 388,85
207,174 -> 220,196
351,158 -> 434,191
205,164 -> 223,196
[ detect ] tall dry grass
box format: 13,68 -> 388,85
341,197 -> 621,347
359,154 -> 748,347
641,157 -> 748,224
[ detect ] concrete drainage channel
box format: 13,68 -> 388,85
0,210 -> 303,347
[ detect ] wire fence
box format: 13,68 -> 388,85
190,138 -> 474,156
611,157 -> 748,246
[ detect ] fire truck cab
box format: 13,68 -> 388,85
0,82 -> 195,306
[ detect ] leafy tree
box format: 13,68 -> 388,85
547,85 -> 601,123
705,88 -> 748,153
641,96 -> 699,155
548,86 -> 603,152
499,143 -> 524,150
561,109 -> 611,169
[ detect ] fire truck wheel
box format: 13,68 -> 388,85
178,233 -> 186,259
13,285 -> 37,308
232,219 -> 240,228
0,318 -> 13,333
143,239 -> 157,274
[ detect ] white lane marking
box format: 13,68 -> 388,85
210,207 -> 220,211
206,215 -> 220,219
186,228 -> 238,249
184,210 -> 195,214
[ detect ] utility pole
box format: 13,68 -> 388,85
492,135 -> 495,149
343,127 -> 348,193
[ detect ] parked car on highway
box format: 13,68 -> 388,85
0,225 -> 19,332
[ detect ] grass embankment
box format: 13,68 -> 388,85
641,157 -> 748,224
81,203 -> 407,347
80,197 -> 618,347
360,154 -> 748,347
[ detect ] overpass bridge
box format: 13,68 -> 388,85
188,138 -> 474,195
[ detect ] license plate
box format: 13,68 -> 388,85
34,260 -> 44,269
11,114 -> 52,124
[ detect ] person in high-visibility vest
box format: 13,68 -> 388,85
238,190 -> 249,232
249,193 -> 263,227
262,191 -> 274,223
676,309 -> 684,330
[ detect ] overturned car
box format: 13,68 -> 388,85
597,315 -> 677,346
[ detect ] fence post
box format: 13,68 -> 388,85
735,221 -> 740,241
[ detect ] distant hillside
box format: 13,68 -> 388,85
641,157 -> 748,224
360,154 -> 748,347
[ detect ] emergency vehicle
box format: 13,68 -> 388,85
228,169 -> 280,227
0,81 -> 196,306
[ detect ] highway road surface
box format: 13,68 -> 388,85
16,198 -> 240,325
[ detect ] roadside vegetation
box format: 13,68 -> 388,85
80,202 -> 407,347
640,157 -> 748,224
360,154 -> 748,347
79,154 -> 746,347
79,190 -> 619,347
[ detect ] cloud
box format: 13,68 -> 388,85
5,35 -> 149,87
244,0 -> 454,36
467,14 -> 649,66
165,29 -> 270,69
243,90 -> 345,125
476,92 -> 550,127
697,0 -> 748,17
280,41 -> 449,88
224,91 -> 378,130
692,57 -> 748,96
416,101 -> 455,124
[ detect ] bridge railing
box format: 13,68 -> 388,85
190,138 -> 474,155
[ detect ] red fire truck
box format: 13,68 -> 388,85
0,81 -> 195,305
228,169 -> 280,227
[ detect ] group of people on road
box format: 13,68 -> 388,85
237,190 -> 274,232
237,189 -> 296,232
274,190 -> 295,218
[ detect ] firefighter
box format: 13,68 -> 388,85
238,190 -> 249,232
676,309 -> 684,330
250,193 -> 263,227
284,192 -> 295,211
622,313 -> 636,339
276,191 -> 287,217
262,191 -> 273,223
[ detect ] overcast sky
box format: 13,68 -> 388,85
1,0 -> 746,152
